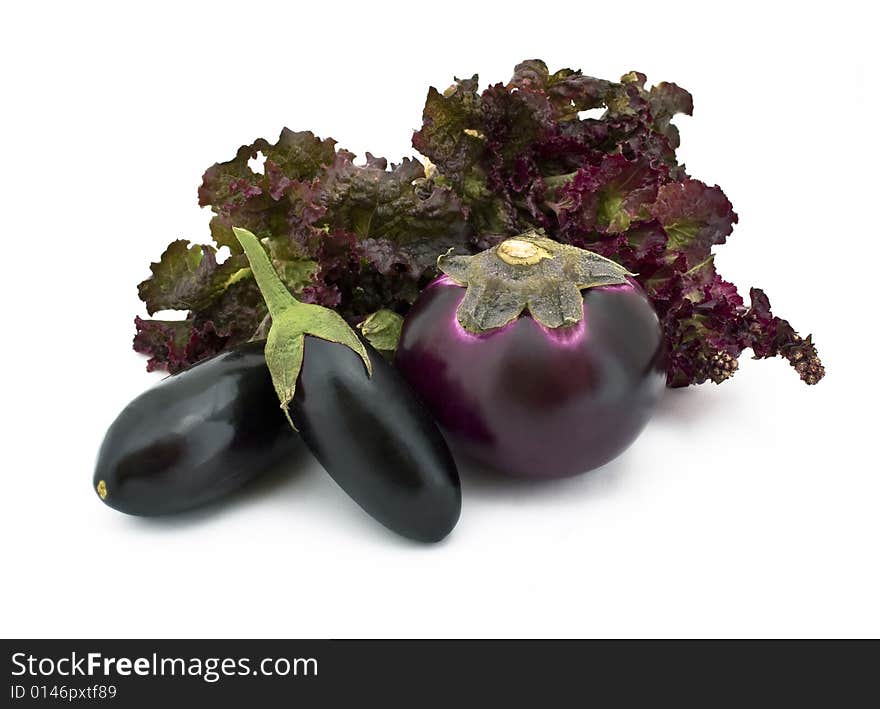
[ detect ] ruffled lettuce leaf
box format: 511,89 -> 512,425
134,60 -> 822,386
135,129 -> 471,371
138,240 -> 249,315
411,59 -> 821,386
649,179 -> 737,265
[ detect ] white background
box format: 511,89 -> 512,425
2,1 -> 877,638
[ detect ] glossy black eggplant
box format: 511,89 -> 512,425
93,341 -> 302,515
290,335 -> 462,543
231,226 -> 462,543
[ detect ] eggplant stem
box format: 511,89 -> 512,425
233,227 -> 301,320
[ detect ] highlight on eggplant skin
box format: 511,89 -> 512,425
290,335 -> 462,544
93,341 -> 302,516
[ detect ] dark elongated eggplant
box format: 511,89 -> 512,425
292,335 -> 461,542
234,227 -> 461,542
93,341 -> 302,515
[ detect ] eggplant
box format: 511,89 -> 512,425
93,341 -> 302,515
394,232 -> 666,478
290,335 -> 461,542
234,227 -> 461,542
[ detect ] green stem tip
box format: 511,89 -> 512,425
233,227 -> 299,319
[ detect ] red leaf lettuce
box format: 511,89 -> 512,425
134,61 -> 823,386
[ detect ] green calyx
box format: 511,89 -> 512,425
437,229 -> 632,333
233,227 -> 372,429
358,309 -> 403,356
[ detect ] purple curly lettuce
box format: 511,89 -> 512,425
134,60 -> 822,386
412,59 -> 823,386
135,130 -> 471,372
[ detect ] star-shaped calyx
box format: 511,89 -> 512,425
234,227 -> 371,429
438,230 -> 632,333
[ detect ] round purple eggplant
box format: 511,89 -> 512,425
394,232 -> 666,478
